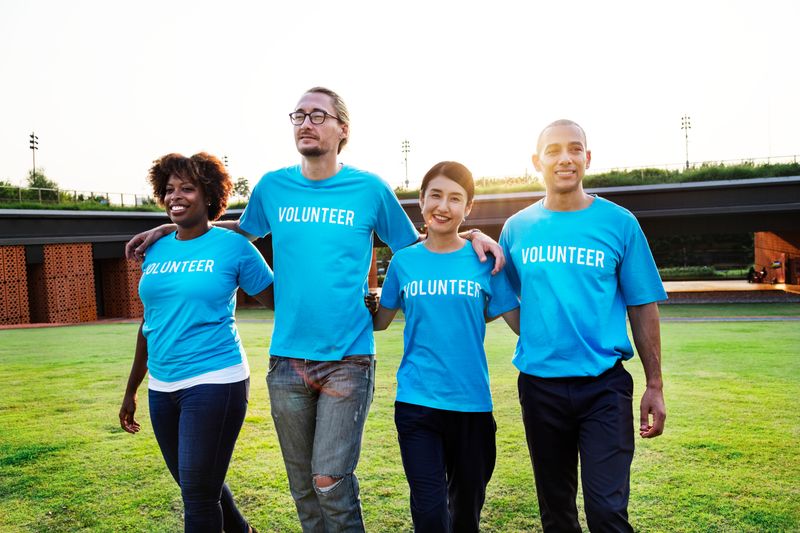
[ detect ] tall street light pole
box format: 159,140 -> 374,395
681,115 -> 691,170
401,139 -> 410,189
29,132 -> 39,179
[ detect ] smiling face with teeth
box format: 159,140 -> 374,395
533,122 -> 592,198
147,152 -> 231,239
164,173 -> 210,232
419,175 -> 473,238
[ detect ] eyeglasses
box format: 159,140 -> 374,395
289,110 -> 341,126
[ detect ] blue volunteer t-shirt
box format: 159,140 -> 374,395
238,164 -> 419,360
139,227 -> 273,382
381,242 -> 519,412
500,196 -> 667,378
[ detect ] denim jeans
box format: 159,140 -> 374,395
518,361 -> 635,533
267,355 -> 375,533
148,379 -> 251,533
395,402 -> 496,533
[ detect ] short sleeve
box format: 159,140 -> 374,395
618,217 -> 667,306
374,180 -> 418,253
237,239 -> 274,296
238,174 -> 271,238
380,259 -> 402,310
499,222 -> 521,296
487,267 -> 520,318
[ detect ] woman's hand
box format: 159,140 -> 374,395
119,393 -> 141,434
364,292 -> 379,315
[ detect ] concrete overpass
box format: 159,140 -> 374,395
3,176 -> 798,248
400,176 -> 800,239
1,176 -> 798,324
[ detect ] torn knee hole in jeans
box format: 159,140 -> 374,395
313,474 -> 345,494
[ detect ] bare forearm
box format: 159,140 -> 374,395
213,219 -> 258,241
501,307 -> 520,335
212,219 -> 240,231
628,302 -> 663,388
125,323 -> 149,396
373,306 -> 398,331
252,285 -> 274,309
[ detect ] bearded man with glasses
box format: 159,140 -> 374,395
127,87 -> 504,532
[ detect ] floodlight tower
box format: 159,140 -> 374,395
401,139 -> 410,189
29,132 -> 39,177
681,115 -> 691,170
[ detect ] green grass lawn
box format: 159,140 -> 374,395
658,303 -> 800,318
235,302 -> 800,322
1,312 -> 798,532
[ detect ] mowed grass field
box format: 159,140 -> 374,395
1,304 -> 799,532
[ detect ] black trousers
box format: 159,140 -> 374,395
518,361 -> 635,533
394,401 -> 496,533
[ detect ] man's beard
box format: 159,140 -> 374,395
297,146 -> 326,157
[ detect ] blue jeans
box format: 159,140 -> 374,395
148,379 -> 251,533
267,355 -> 375,533
395,402 -> 496,533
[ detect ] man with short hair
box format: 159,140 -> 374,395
127,87 -> 503,532
499,119 -> 667,532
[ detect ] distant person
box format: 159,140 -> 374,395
119,152 -> 273,533
499,120 -> 667,532
125,87 -> 504,532
369,161 -> 519,532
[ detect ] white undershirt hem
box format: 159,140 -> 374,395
148,360 -> 250,393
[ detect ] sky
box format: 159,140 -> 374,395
1,1 -> 798,196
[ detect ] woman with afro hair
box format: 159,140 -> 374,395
120,152 -> 273,532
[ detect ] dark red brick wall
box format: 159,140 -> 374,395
27,243 -> 97,323
0,246 -> 30,325
100,258 -> 143,318
754,231 -> 800,284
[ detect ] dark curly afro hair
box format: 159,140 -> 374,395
147,152 -> 233,221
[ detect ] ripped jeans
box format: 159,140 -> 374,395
267,355 -> 375,533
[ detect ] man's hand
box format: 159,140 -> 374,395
628,302 -> 666,438
467,231 -> 506,275
125,224 -> 176,260
640,385 -> 666,438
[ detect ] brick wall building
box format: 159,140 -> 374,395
754,231 -> 800,284
0,246 -> 30,325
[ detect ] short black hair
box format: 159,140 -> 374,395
420,161 -> 475,202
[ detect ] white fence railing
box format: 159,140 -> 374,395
0,186 -> 153,207
3,154 -> 797,206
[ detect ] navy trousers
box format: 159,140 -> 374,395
394,401 -> 496,533
518,361 -> 635,533
149,379 -> 251,533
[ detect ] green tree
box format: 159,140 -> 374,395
23,168 -> 59,202
0,179 -> 17,202
26,168 -> 59,190
234,176 -> 250,198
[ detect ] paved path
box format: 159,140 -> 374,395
660,316 -> 800,322
234,317 -> 800,325
663,280 -> 799,293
